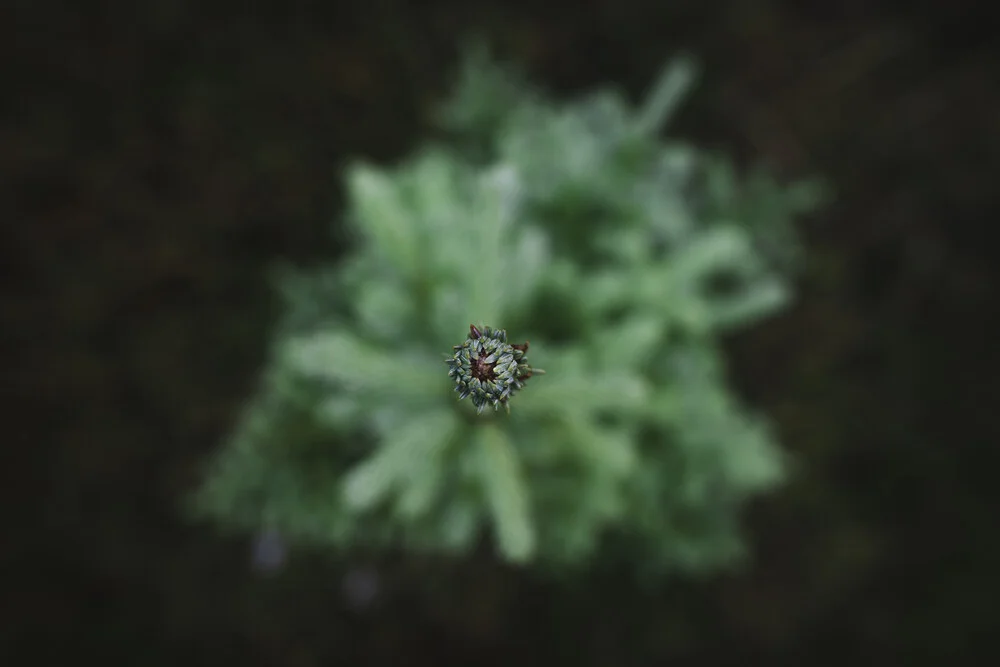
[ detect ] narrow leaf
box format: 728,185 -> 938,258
348,165 -> 420,277
476,425 -> 535,562
634,57 -> 698,136
284,331 -> 439,403
343,409 -> 458,512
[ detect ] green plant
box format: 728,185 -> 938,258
194,47 -> 824,575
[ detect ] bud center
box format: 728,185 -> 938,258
471,355 -> 496,381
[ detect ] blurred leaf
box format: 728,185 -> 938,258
559,413 -> 636,478
594,315 -> 664,368
347,165 -> 421,278
436,40 -> 535,143
707,277 -> 791,330
634,57 -> 699,136
343,408 -> 459,512
395,411 -> 462,518
284,330 -> 441,403
437,498 -> 480,552
518,364 -> 650,417
476,425 -> 535,562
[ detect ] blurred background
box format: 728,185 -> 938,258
4,0 -> 998,664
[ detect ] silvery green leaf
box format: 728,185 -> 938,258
519,368 -> 649,416
705,278 -> 791,330
429,285 -> 469,344
342,452 -> 396,511
344,409 -> 457,513
593,228 -> 650,263
670,225 -> 753,285
458,172 -> 519,325
410,150 -> 463,236
355,281 -> 412,339
594,315 -> 664,368
644,171 -> 694,241
438,500 -> 480,552
395,410 -> 460,518
347,165 -> 421,278
634,387 -> 683,425
716,418 -> 785,491
578,270 -> 633,315
634,57 -> 698,136
558,413 -> 636,478
284,331 -> 440,403
476,425 -> 535,562
316,395 -> 363,427
502,226 -> 549,313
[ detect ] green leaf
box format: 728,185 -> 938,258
578,270 -> 634,316
517,352 -> 649,417
342,409 -> 459,512
670,225 -> 754,283
634,57 -> 698,136
559,413 -> 636,478
475,425 -> 535,562
283,331 -> 441,403
342,450 -> 396,511
501,225 -> 549,315
718,419 -> 785,492
436,40 -> 533,139
395,412 -> 462,518
437,499 -> 480,552
355,281 -> 414,339
593,315 -> 664,368
460,166 -> 519,325
707,277 -> 791,330
347,164 -> 421,277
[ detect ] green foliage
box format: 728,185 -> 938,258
194,47 -> 824,575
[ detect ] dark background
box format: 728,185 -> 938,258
4,0 -> 998,664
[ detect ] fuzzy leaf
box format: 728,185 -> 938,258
593,315 -> 664,368
634,57 -> 698,136
559,414 -> 637,478
284,331 -> 440,403
460,168 -> 519,326
671,226 -> 754,283
343,409 -> 458,512
518,353 -> 649,416
395,411 -> 462,518
502,225 -> 549,315
348,165 -> 421,277
476,425 -> 535,562
438,500 -> 480,552
706,277 -> 791,330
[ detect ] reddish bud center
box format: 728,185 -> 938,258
471,355 -> 496,381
